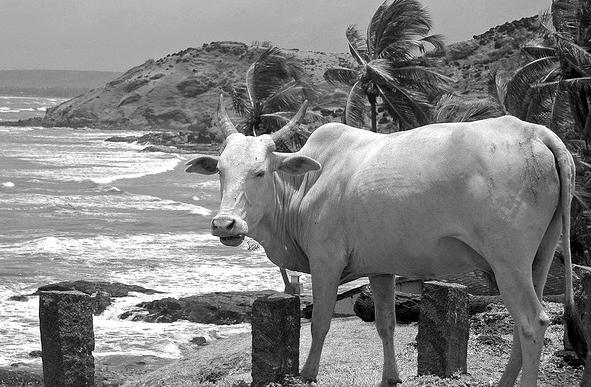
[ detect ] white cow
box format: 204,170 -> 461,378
186,96 -> 587,386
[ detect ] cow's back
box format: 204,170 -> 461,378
297,117 -> 561,280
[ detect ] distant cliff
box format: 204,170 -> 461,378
43,16 -> 544,139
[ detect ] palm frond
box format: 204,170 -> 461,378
228,84 -> 250,117
323,67 -> 360,87
364,59 -> 396,84
245,47 -> 309,103
419,34 -> 446,54
262,81 -> 311,115
377,83 -> 430,129
389,65 -> 452,95
550,80 -> 575,135
344,81 -> 369,128
552,0 -> 585,43
505,56 -> 559,118
556,38 -> 591,76
488,70 -> 509,114
433,94 -> 502,123
368,0 -> 434,59
523,45 -> 557,60
345,25 -> 369,64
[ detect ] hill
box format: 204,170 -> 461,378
42,16 -> 543,138
0,70 -> 120,98
43,42 -> 350,138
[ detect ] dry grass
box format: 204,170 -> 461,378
125,303 -> 584,387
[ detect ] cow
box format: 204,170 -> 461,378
185,95 -> 587,386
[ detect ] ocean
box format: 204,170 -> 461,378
0,96 -> 287,367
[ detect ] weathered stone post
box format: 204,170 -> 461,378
417,281 -> 469,378
251,293 -> 300,387
39,290 -> 95,387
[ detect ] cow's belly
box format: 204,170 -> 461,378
343,234 -> 491,282
339,158 -> 559,282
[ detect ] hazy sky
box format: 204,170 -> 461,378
1,0 -> 548,72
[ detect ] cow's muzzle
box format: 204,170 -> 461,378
211,215 -> 246,247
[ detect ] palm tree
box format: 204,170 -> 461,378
501,0 -> 591,153
228,46 -> 316,141
323,0 -> 449,132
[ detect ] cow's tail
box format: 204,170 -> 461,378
544,130 -> 588,360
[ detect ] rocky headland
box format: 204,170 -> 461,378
1,15 -> 542,147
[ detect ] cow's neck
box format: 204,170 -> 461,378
250,173 -> 311,273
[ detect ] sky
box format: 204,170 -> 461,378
0,0 -> 548,72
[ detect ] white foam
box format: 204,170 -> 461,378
1,181 -> 15,187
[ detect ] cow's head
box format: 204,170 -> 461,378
185,95 -> 321,247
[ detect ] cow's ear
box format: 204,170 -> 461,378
274,153 -> 321,175
185,155 -> 219,174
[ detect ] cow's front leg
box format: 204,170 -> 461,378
300,267 -> 340,382
369,274 -> 401,386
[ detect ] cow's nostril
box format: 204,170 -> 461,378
212,218 -> 236,231
225,219 -> 235,230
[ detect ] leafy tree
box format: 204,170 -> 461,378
323,0 -> 449,132
228,47 -> 316,140
501,0 -> 591,152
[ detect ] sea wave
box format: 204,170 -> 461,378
0,191 -> 212,216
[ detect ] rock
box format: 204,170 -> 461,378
28,350 -> 43,358
190,336 -> 208,346
125,290 -> 278,324
105,135 -> 139,142
35,280 -> 160,297
91,291 -> 112,315
417,281 -> 469,378
353,286 -> 375,322
8,295 -> 28,302
351,286 -> 423,323
554,349 -> 584,368
251,293 -> 300,387
39,290 -> 95,386
0,369 -> 43,386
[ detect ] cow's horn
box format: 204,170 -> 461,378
218,94 -> 238,138
270,100 -> 308,145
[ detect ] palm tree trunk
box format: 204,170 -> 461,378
371,102 -> 377,132
368,93 -> 378,132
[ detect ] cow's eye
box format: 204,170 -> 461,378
255,171 -> 265,178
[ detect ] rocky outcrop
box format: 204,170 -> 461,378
33,280 -> 161,315
35,280 -> 160,297
42,42 -> 350,137
120,290 -> 278,324
105,131 -> 219,153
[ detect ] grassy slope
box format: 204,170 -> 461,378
124,303 -> 583,387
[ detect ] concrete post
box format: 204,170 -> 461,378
251,293 -> 300,387
39,290 -> 95,387
417,281 -> 469,378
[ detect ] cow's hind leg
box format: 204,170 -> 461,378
369,274 -> 401,386
497,211 -> 560,387
494,262 -> 551,386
